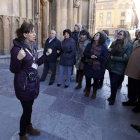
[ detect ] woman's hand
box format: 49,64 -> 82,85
110,56 -> 113,59
46,48 -> 52,56
91,55 -> 97,59
57,50 -> 60,53
123,53 -> 127,57
108,48 -> 112,52
17,48 -> 26,60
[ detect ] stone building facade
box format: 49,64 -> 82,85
95,0 -> 139,40
0,0 -> 96,56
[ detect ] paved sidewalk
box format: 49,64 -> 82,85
0,66 -> 140,140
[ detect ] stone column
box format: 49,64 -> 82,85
19,0 -> 22,17
26,0 -> 29,20
34,0 -> 40,19
73,0 -> 80,27
88,0 -> 95,36
78,0 -> 82,23
73,8 -> 78,27
56,0 -> 61,40
67,0 -> 73,30
19,0 -> 23,25
11,17 -> 15,47
60,0 -> 67,41
32,0 -> 35,24
3,16 -> 10,54
42,0 -> 49,46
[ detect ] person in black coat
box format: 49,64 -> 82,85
83,32 -> 108,99
57,29 -> 76,88
40,30 -> 61,85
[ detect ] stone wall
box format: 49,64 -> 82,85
0,0 -> 96,68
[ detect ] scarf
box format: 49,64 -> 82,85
24,39 -> 34,54
88,43 -> 101,71
111,39 -> 124,55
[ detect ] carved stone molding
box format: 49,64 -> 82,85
41,0 -> 48,3
41,0 -> 52,3
73,0 -> 80,8
41,0 -> 49,5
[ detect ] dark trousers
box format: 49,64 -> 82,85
99,70 -> 106,86
118,76 -> 124,87
20,100 -> 34,136
86,76 -> 99,89
109,72 -> 123,100
128,77 -> 140,103
41,61 -> 56,83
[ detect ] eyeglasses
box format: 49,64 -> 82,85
118,33 -> 123,36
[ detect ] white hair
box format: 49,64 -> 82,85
50,30 -> 56,34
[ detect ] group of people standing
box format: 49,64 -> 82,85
10,21 -> 140,140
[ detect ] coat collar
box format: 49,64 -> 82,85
13,38 -> 37,49
133,40 -> 140,50
47,37 -> 56,44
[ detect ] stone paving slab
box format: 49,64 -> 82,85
0,112 -> 19,140
102,127 -> 140,140
9,129 -> 66,140
49,98 -> 86,119
43,87 -> 74,100
0,68 -> 140,140
72,93 -> 106,109
53,114 -> 102,140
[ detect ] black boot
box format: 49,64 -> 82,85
131,124 -> 140,133
122,101 -> 137,106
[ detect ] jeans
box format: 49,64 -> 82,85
58,65 -> 72,86
20,100 -> 34,136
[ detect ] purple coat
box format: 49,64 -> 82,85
10,39 -> 46,101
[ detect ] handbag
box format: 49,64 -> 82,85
81,57 -> 86,63
23,69 -> 36,83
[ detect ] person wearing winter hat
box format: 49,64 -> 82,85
71,23 -> 82,83
72,23 -> 82,48
103,30 -> 111,47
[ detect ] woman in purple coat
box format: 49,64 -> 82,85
10,23 -> 52,140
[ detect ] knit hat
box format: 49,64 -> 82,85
103,30 -> 109,36
75,23 -> 82,31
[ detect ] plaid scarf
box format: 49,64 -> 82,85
88,43 -> 101,70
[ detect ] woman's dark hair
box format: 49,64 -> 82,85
91,32 -> 106,45
63,29 -> 71,37
80,29 -> 92,40
16,22 -> 34,41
